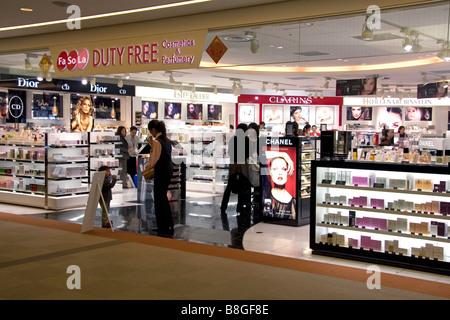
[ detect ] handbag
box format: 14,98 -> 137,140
142,167 -> 155,180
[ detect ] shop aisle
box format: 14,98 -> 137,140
0,188 -> 448,300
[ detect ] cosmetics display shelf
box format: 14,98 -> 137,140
0,132 -> 90,210
172,127 -> 229,194
311,160 -> 450,275
88,131 -> 121,179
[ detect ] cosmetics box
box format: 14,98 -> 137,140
336,234 -> 345,246
387,219 -> 397,232
349,211 -> 356,227
411,247 -> 421,257
324,193 -> 331,203
420,222 -> 429,235
425,243 -> 434,259
430,221 -> 438,236
375,177 -> 387,187
340,216 -> 349,226
437,222 -> 447,237
339,196 -> 346,205
348,238 -> 358,248
323,214 -> 329,223
433,246 -> 444,261
432,201 -> 440,213
352,176 -> 368,186
396,218 -> 408,232
389,179 -> 407,190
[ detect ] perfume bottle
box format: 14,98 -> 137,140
436,150 -> 443,164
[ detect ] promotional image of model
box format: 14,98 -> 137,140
261,141 -> 297,220
71,96 -> 94,132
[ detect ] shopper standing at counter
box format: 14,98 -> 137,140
145,120 -> 174,234
117,126 -> 130,188
126,126 -> 140,183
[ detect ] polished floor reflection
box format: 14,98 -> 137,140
24,188 -> 254,250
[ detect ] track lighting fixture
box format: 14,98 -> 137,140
281,89 -> 287,98
24,55 -> 32,69
274,83 -> 279,92
421,72 -> 428,85
361,15 -> 373,41
213,86 -> 218,94
45,73 -> 52,82
190,83 -> 196,93
117,78 -> 123,88
323,78 -> 330,89
437,41 -> 450,61
261,82 -> 267,92
90,77 -> 96,86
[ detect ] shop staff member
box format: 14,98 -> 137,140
145,120 -> 174,234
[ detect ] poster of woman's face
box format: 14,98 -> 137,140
0,92 -> 7,121
316,106 -> 334,124
263,105 -> 284,124
336,78 -> 377,96
262,143 -> 297,220
207,104 -> 222,121
346,106 -> 372,121
187,103 -> 203,120
142,101 -> 158,119
378,107 -> 403,129
405,107 -> 432,121
417,82 -> 448,98
290,106 -> 309,125
164,102 -> 181,119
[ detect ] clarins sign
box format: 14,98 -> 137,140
50,30 -> 207,77
268,96 -> 313,104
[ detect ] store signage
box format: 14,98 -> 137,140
50,30 -> 207,77
7,90 -> 26,123
265,138 -> 294,146
237,94 -> 343,106
8,95 -> 24,118
0,75 -> 135,96
269,96 -> 313,104
354,97 -> 435,106
17,77 -> 40,88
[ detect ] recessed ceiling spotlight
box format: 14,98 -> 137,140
20,8 -> 33,12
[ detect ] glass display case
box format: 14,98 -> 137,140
311,160 -> 450,275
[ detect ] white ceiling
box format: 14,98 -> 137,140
1,1 -> 450,96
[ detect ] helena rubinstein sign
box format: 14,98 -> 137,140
360,98 -> 433,105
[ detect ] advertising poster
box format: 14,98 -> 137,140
0,92 -> 8,121
263,105 -> 283,124
346,106 -> 373,121
186,103 -> 203,120
164,102 -> 181,119
336,77 -> 377,96
70,94 -> 94,132
142,101 -> 158,119
207,104 -> 222,121
261,137 -> 297,221
405,106 -> 432,121
93,96 -> 120,120
238,104 -> 255,123
7,90 -> 26,124
378,106 -> 403,129
316,106 -> 334,124
32,93 -> 63,119
417,82 -> 447,98
290,106 -> 309,126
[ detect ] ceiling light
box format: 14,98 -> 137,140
213,86 -> 218,94
274,83 -> 279,92
90,77 -> 96,85
45,73 -> 52,82
323,78 -> 330,89
81,77 -> 88,85
402,35 -> 413,52
2,0 -> 212,32
190,84 -> 196,93
281,90 -> 287,97
20,8 -> 33,12
117,78 -> 123,88
37,72 -> 44,81
422,72 -> 428,84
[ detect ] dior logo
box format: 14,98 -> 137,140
17,77 -> 39,88
8,95 -> 24,119
90,84 -> 107,93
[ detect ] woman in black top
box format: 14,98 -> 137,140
145,120 -> 174,234
117,126 -> 130,188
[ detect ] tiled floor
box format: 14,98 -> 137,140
2,186 -> 450,286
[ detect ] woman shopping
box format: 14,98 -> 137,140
144,120 -> 174,234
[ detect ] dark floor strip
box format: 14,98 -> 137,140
0,240 -> 124,269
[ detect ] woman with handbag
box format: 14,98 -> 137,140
144,120 -> 174,234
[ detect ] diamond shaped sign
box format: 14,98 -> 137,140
206,36 -> 228,64
39,53 -> 53,74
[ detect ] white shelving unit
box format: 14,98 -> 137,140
311,160 -> 450,275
